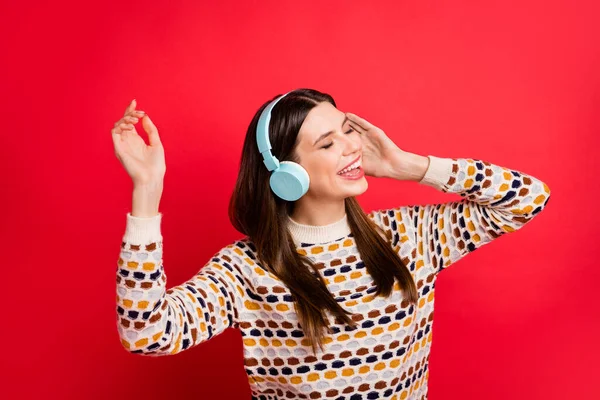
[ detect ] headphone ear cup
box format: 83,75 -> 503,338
269,161 -> 310,201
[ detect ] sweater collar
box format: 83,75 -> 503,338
287,214 -> 351,245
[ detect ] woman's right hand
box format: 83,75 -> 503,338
111,99 -> 166,186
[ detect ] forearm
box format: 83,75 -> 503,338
373,155 -> 551,273
132,182 -> 163,218
387,150 -> 430,182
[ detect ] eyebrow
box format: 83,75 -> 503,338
313,116 -> 350,146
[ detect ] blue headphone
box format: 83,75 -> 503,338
256,91 -> 310,201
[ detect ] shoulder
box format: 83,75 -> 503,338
366,205 -> 421,247
206,236 -> 262,279
212,236 -> 257,260
367,205 -> 416,232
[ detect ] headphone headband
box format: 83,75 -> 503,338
256,91 -> 291,171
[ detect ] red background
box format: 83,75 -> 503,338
1,0 -> 598,398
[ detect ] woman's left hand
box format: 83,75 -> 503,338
345,112 -> 407,178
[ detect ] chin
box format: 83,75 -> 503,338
342,178 -> 368,197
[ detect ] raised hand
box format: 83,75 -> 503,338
345,112 -> 405,178
111,99 -> 166,186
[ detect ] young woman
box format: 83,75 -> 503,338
111,88 -> 551,400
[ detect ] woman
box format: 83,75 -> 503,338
111,88 -> 551,399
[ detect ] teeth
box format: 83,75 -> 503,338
338,160 -> 361,174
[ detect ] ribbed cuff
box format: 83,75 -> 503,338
418,155 -> 454,190
123,212 -> 163,245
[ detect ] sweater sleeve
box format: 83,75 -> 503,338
116,212 -> 247,356
368,155 -> 552,275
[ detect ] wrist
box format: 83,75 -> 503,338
132,183 -> 163,218
133,180 -> 164,191
388,151 -> 430,181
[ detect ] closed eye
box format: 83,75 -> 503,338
321,127 -> 355,149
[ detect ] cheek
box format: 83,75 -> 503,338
305,155 -> 338,177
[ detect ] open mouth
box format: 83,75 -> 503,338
337,156 -> 362,176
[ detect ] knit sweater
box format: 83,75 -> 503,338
116,155 -> 551,400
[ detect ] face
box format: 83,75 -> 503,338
294,101 -> 368,200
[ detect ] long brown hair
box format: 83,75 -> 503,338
228,88 -> 418,354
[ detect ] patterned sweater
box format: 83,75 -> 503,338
116,155 -> 551,400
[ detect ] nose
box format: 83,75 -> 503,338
343,132 -> 362,156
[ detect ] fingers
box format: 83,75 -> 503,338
345,112 -> 373,131
111,122 -> 134,136
124,99 -> 146,118
113,100 -> 159,146
114,122 -> 135,133
124,99 -> 136,117
348,121 -> 365,135
113,100 -> 146,136
111,124 -> 123,136
141,114 -> 161,145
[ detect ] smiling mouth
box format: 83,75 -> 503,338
337,156 -> 362,175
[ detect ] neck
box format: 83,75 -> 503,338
287,213 -> 351,245
287,197 -> 350,245
289,196 -> 346,226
